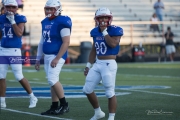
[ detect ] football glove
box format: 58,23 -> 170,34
6,11 -> 16,25
102,28 -> 108,36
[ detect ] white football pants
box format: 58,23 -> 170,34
44,54 -> 65,86
0,47 -> 24,81
83,59 -> 117,98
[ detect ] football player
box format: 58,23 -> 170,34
0,0 -> 38,108
83,7 -> 123,120
35,0 -> 72,115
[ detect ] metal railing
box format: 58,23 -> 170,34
24,21 -> 180,46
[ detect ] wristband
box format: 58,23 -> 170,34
102,28 -> 108,36
86,62 -> 92,68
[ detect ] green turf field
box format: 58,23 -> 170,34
0,62 -> 180,120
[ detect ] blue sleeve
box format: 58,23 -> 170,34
90,29 -> 94,37
0,16 -> 3,31
108,26 -> 123,36
16,15 -> 27,24
154,2 -> 157,7
60,16 -> 72,29
90,27 -> 98,37
114,27 -> 123,36
0,16 -> 3,24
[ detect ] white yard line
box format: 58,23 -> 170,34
8,80 -> 72,86
125,89 -> 180,97
117,73 -> 180,79
1,108 -> 73,120
8,80 -> 48,85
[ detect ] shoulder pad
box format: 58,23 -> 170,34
0,15 -> 5,24
90,27 -> 99,37
57,16 -> 72,28
108,25 -> 123,36
15,14 -> 27,23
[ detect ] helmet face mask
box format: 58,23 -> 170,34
96,16 -> 111,27
44,0 -> 62,19
44,7 -> 56,18
94,7 -> 113,27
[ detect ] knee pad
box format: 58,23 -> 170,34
102,74 -> 115,98
105,89 -> 115,98
47,70 -> 59,86
14,71 -> 24,81
11,64 -> 24,81
83,84 -> 93,94
0,73 -> 6,79
103,78 -> 115,98
0,64 -> 8,79
47,77 -> 58,86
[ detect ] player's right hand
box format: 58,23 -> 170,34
84,67 -> 89,76
6,11 -> 16,24
35,60 -> 40,71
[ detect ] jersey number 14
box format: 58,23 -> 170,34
2,28 -> 13,38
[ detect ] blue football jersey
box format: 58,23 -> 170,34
0,24 -> 1,47
0,14 -> 27,48
41,15 -> 72,60
90,25 -> 123,56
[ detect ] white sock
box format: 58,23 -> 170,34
0,97 -> 5,102
109,113 -> 115,119
29,93 -> 34,98
94,107 -> 101,114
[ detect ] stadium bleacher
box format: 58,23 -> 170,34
11,0 -> 180,46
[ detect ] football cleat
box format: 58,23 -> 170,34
41,105 -> 58,115
90,111 -> 105,120
55,102 -> 69,115
29,96 -> 38,108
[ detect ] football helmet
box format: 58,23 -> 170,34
94,7 -> 113,27
44,0 -> 62,19
4,0 -> 18,6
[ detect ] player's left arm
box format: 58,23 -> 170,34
55,35 -> 70,60
6,12 -> 25,37
12,23 -> 25,37
161,3 -> 165,9
170,33 -> 174,40
104,35 -> 121,48
55,17 -> 72,61
101,26 -> 123,48
50,34 -> 70,68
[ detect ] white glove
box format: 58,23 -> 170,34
6,11 -> 16,25
102,28 -> 108,36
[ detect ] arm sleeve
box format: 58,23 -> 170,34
60,28 -> 71,37
36,35 -> 44,61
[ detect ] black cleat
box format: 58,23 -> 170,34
55,102 -> 69,115
41,105 -> 58,115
